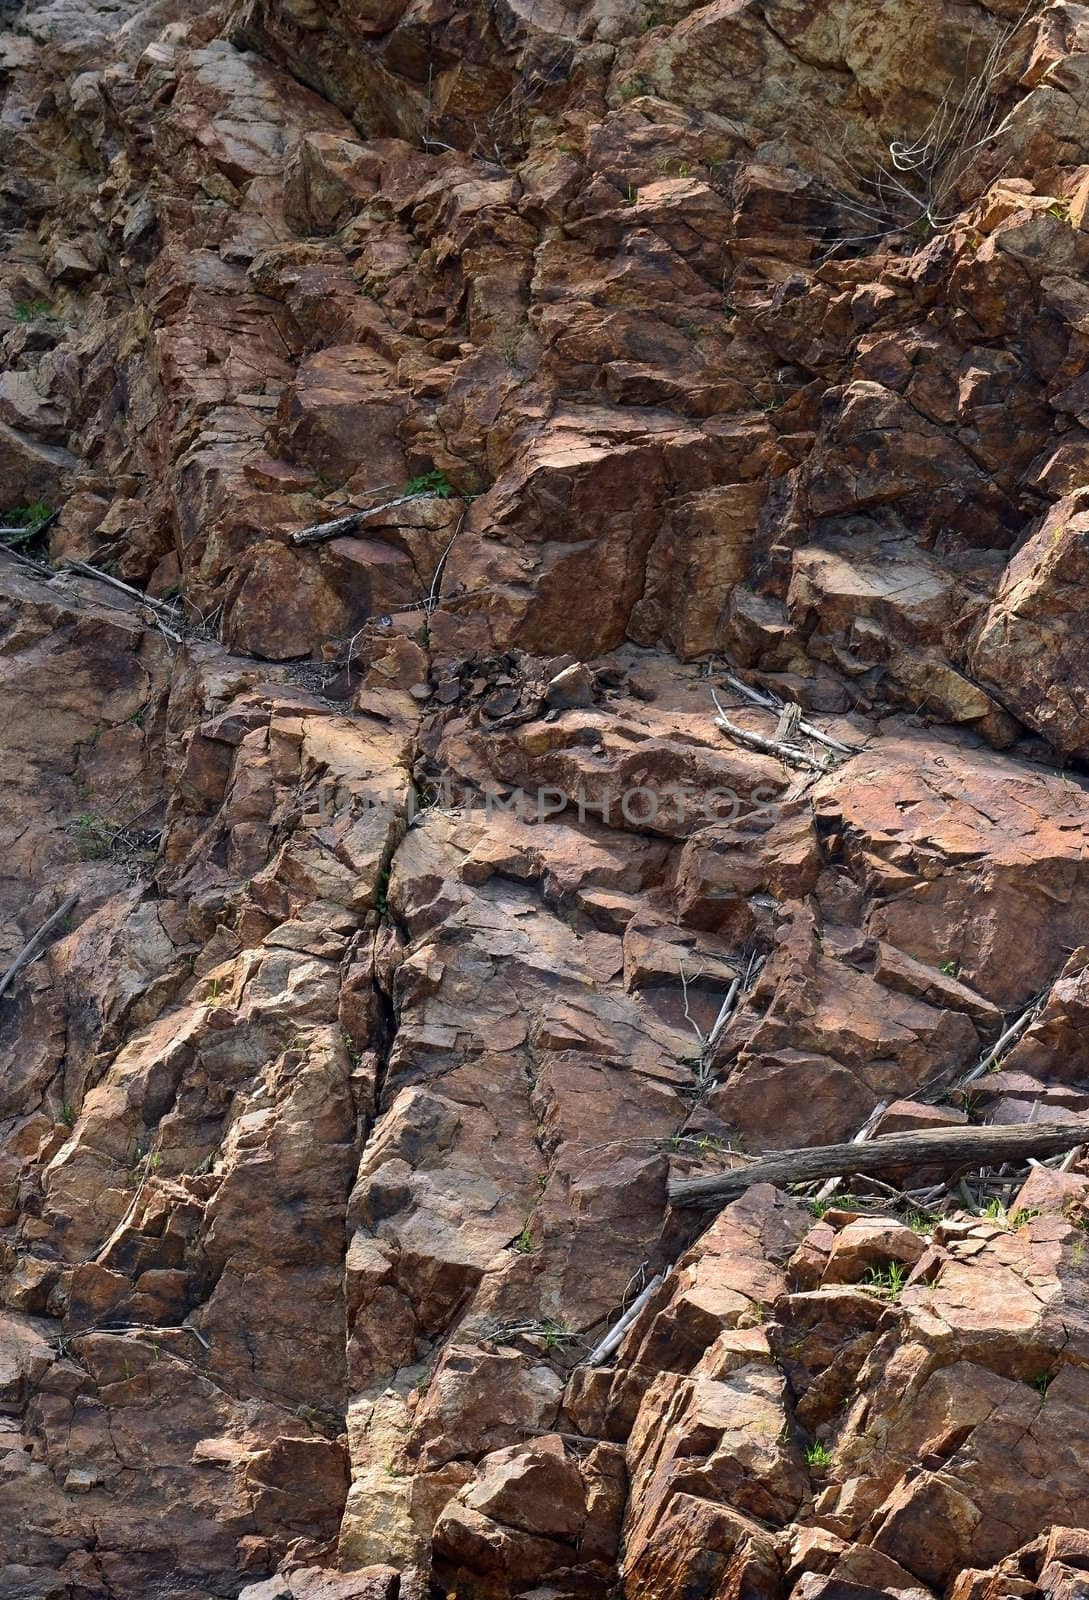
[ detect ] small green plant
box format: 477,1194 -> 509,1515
1033,1370 -> 1054,1398
60,1103 -> 77,1129
862,1261 -> 906,1300
980,1198 -> 1040,1229
512,1226 -> 534,1254
905,1211 -> 932,1235
12,300 -> 51,324
616,75 -> 649,101
540,1319 -> 573,1351
73,814 -> 112,861
938,959 -> 960,978
959,1090 -> 983,1122
405,468 -> 456,500
374,863 -> 391,917
1011,1207 -> 1040,1228
805,1441 -> 833,1469
810,1191 -> 862,1219
1073,1238 -> 1086,1267
3,500 -> 51,528
129,1148 -> 161,1183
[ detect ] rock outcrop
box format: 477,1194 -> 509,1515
4,0 -> 1089,1595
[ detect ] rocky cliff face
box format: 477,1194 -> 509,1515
5,0 -> 1089,1596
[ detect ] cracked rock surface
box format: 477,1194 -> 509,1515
6,0 -> 1089,1595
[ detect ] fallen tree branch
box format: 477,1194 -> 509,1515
722,672 -> 863,755
291,491 -> 434,546
583,1270 -> 666,1366
957,997 -> 1042,1086
61,562 -> 184,642
0,892 -> 79,1002
669,1122 -> 1089,1210
714,709 -> 826,771
711,688 -> 825,772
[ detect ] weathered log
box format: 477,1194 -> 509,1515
669,1121 -> 1089,1209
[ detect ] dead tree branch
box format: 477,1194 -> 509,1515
0,892 -> 79,1002
291,490 -> 441,546
669,1122 -> 1089,1210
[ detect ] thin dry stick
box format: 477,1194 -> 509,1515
61,562 -> 184,643
711,688 -> 826,772
957,997 -> 1042,1086
583,1270 -> 666,1367
0,892 -> 79,1002
722,673 -> 862,755
424,511 -> 467,616
705,977 -> 741,1054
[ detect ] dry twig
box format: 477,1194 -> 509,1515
0,892 -> 79,1002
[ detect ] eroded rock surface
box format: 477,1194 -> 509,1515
5,0 -> 1089,1593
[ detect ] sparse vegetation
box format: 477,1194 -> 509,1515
129,1148 -> 161,1183
405,468 -> 456,500
981,1198 -> 1040,1228
3,500 -> 51,528
512,1226 -> 535,1254
73,813 -> 112,861
12,300 -> 51,324
1,501 -> 53,550
862,1261 -> 906,1300
823,4 -> 1036,257
805,1441 -> 833,1469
